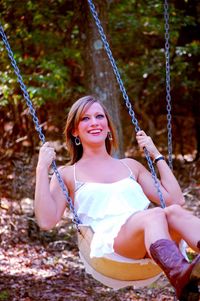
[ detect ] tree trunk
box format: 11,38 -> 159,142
78,0 -> 124,157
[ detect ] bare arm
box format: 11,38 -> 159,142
134,130 -> 185,206
34,142 -> 67,230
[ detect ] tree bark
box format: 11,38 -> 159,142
78,0 -> 124,157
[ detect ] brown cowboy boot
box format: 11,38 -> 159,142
149,239 -> 200,301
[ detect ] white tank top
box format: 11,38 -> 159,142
73,161 -> 150,226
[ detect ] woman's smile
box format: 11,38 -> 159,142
75,102 -> 110,144
88,129 -> 102,135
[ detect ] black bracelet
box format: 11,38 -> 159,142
154,156 -> 165,164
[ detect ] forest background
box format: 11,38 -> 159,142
0,0 -> 200,300
0,0 -> 200,159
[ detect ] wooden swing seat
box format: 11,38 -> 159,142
77,224 -> 162,281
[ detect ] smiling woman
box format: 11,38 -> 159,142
34,95 -> 200,300
64,95 -> 118,165
72,104 -> 110,149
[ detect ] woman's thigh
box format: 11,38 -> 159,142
113,206 -> 185,260
113,209 -> 152,259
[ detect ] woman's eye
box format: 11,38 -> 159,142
81,116 -> 89,121
96,114 -> 104,119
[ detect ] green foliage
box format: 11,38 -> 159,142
0,0 -> 83,109
0,290 -> 10,301
0,0 -> 199,111
109,1 -> 199,108
0,0 -> 199,156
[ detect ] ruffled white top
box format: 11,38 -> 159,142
74,162 -> 150,258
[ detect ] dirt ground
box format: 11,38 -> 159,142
0,153 -> 200,301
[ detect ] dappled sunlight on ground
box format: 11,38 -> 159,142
0,154 -> 199,300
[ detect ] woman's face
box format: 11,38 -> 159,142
73,102 -> 110,147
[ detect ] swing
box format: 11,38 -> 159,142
0,0 -> 172,287
77,224 -> 162,285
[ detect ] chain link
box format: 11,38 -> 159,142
87,0 -> 166,208
0,25 -> 81,228
164,0 -> 173,170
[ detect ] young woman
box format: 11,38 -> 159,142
35,95 -> 200,300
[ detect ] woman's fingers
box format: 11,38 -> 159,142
136,131 -> 148,148
41,143 -> 55,154
136,131 -> 160,159
136,130 -> 146,137
38,142 -> 56,168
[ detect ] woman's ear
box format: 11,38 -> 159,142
72,129 -> 78,137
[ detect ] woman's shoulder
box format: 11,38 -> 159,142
57,164 -> 74,172
120,157 -> 141,167
52,164 -> 74,183
120,157 -> 142,179
49,164 -> 75,199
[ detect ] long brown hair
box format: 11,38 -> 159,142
64,95 -> 118,164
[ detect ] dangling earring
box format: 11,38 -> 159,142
107,132 -> 113,141
75,136 -> 81,146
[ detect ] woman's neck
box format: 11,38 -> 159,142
80,145 -> 111,162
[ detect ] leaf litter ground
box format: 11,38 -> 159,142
0,153 -> 199,301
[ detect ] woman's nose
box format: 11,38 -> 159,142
91,116 -> 98,125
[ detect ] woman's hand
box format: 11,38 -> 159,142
136,130 -> 161,160
37,142 -> 56,170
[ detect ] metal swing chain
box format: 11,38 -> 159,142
164,0 -> 173,170
0,25 -> 81,228
87,0 -> 166,208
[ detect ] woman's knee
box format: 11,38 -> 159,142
145,207 -> 166,223
123,207 -> 166,232
164,204 -> 190,221
165,204 -> 182,215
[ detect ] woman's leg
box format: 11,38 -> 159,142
150,239 -> 200,300
164,204 -> 200,252
113,205 -> 200,300
113,207 -> 171,259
